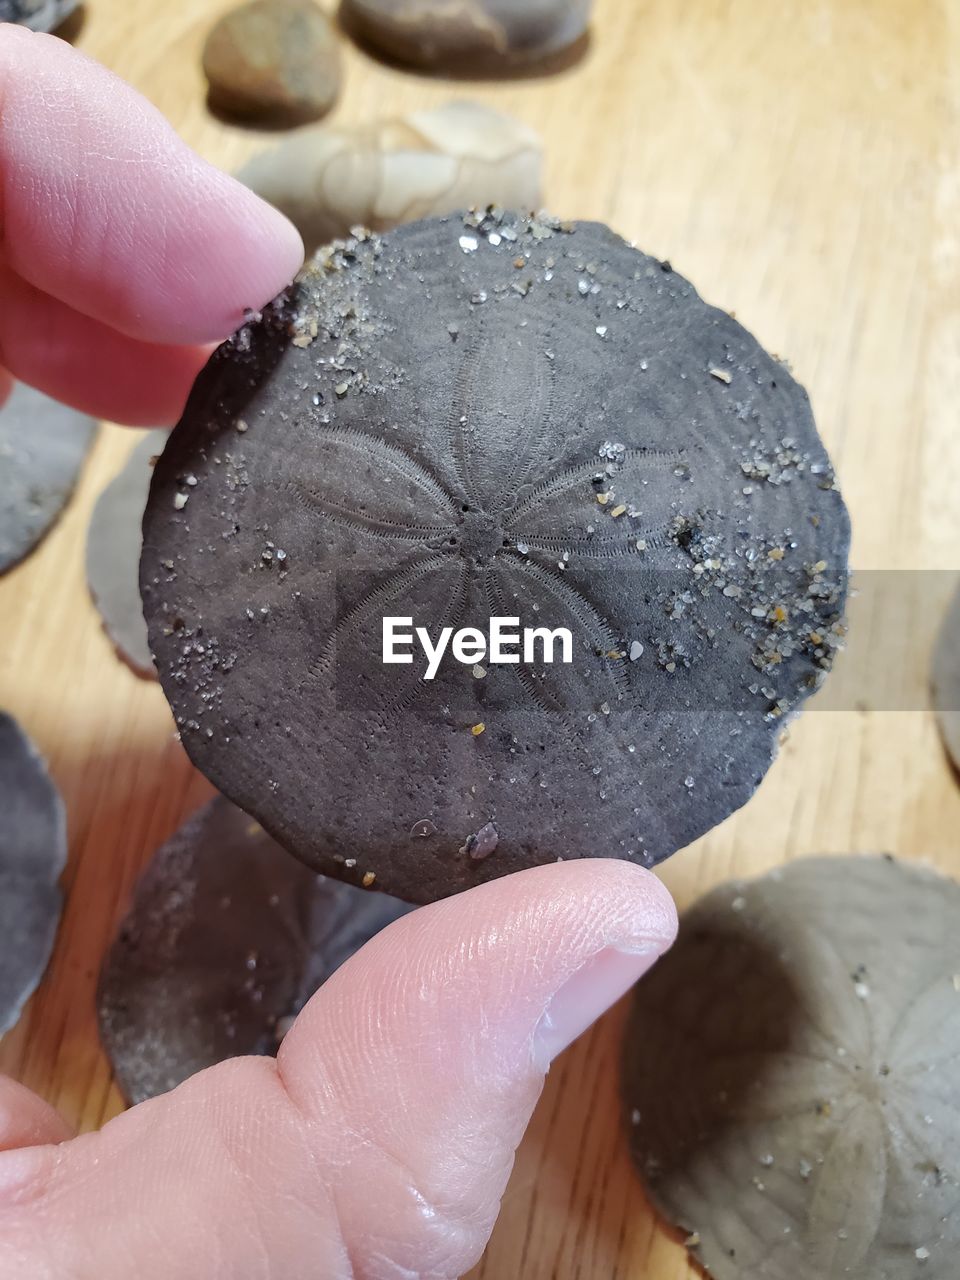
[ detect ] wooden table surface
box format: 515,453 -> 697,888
2,0 -> 959,1275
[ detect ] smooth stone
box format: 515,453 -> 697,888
86,429 -> 169,678
342,0 -> 592,70
203,0 -> 341,124
0,712 -> 66,1036
0,381 -> 96,575
238,100 -> 542,254
140,212 -> 850,904
623,855 -> 960,1280
0,0 -> 79,31
98,796 -> 412,1103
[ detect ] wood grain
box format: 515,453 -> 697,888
1,0 -> 958,1275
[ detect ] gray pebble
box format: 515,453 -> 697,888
202,0 -> 341,125
342,0 -> 592,71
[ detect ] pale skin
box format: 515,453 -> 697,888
0,27 -> 679,1279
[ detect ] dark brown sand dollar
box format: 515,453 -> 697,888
97,797 -> 412,1104
0,712 -> 66,1035
623,855 -> 960,1280
141,212 -> 849,903
932,584 -> 960,773
342,0 -> 592,70
0,381 -> 96,574
86,429 -> 169,677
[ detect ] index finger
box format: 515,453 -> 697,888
0,27 -> 304,347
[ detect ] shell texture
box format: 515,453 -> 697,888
0,381 -> 96,574
98,796 -> 412,1103
86,429 -> 169,677
141,212 -> 850,903
623,854 -> 960,1280
0,712 -> 66,1035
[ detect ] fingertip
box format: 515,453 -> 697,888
178,163 -> 306,343
445,856 -> 679,955
0,1078 -> 72,1153
588,858 -> 679,951
0,30 -> 305,347
271,859 -> 678,1277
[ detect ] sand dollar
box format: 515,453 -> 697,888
623,855 -> 960,1280
0,712 -> 66,1035
98,796 -> 412,1103
0,382 -> 96,574
141,212 -> 849,903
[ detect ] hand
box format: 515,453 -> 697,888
0,25 -> 302,424
1,860 -> 674,1279
0,28 -> 678,1280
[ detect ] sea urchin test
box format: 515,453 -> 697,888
98,796 -> 411,1104
141,212 -> 850,904
623,855 -> 960,1280
0,712 -> 66,1034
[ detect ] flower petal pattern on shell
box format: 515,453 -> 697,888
290,426 -> 458,545
444,312 -> 561,514
623,855 -> 960,1280
141,213 -> 850,903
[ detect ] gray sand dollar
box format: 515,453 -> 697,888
86,429 -> 169,677
141,212 -> 849,903
0,712 -> 66,1035
0,382 -> 96,574
623,855 -> 960,1280
0,0 -> 78,31
98,796 -> 412,1104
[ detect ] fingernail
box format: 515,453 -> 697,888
532,944 -> 662,1070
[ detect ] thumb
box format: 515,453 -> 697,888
0,860 -> 676,1280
